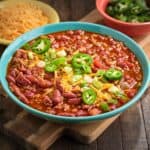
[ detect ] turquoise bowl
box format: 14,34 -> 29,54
0,22 -> 150,123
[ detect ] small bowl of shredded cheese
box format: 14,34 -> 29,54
0,0 -> 60,45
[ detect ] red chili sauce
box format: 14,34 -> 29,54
6,30 -> 142,117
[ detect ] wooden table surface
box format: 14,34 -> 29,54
0,0 -> 150,150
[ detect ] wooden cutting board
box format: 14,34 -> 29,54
0,9 -> 150,150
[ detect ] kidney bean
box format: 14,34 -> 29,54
79,47 -> 86,53
56,80 -> 64,93
59,41 -> 65,47
76,110 -> 88,116
75,30 -> 85,35
10,83 -> 29,104
129,53 -> 136,62
117,58 -> 128,68
67,98 -> 81,105
24,69 -> 32,75
36,87 -> 45,93
47,35 -> 55,42
16,72 -> 31,86
43,96 -> 53,107
67,30 -> 74,35
135,74 -> 142,81
76,35 -> 82,40
11,57 -> 20,64
63,92 -> 77,98
57,112 -> 75,117
54,103 -> 63,110
7,75 -> 16,83
24,90 -> 35,98
71,88 -> 81,95
46,109 -> 56,115
71,108 -> 78,113
15,49 -> 27,59
104,58 -> 114,66
82,104 -> 91,110
126,62 -> 134,68
38,79 -> 53,88
88,108 -> 101,116
52,43 -> 59,49
124,74 -> 131,80
26,75 -> 39,83
86,49 -> 93,55
127,79 -> 137,89
18,64 -> 27,73
26,75 -> 52,88
61,35 -> 70,40
10,69 -> 19,77
63,104 -> 70,111
110,105 -> 116,110
125,88 -> 137,98
31,67 -> 43,76
44,73 -> 54,80
52,89 -> 63,104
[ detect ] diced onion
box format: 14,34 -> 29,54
72,75 -> 82,83
37,60 -> 45,68
57,50 -> 67,57
84,75 -> 93,83
28,52 -> 34,59
108,85 -> 120,93
63,66 -> 72,73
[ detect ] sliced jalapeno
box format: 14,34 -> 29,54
74,68 -> 83,75
31,38 -> 50,54
100,102 -> 110,112
104,68 -> 123,80
45,57 -> 66,72
96,70 -> 108,83
72,53 -> 92,68
72,53 -> 92,74
80,81 -> 88,88
82,65 -> 92,73
72,75 -> 82,83
43,48 -> 56,62
115,91 -> 128,101
22,43 -> 31,50
45,63 -> 57,72
96,70 -> 105,77
74,66 -> 91,74
92,78 -> 102,89
82,88 -> 97,105
107,99 -> 118,105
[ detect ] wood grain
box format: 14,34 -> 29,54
65,116 -> 118,144
97,119 -> 123,150
0,0 -> 150,150
68,138 -> 97,150
141,88 -> 150,147
70,0 -> 95,21
27,123 -> 64,150
50,136 -> 70,150
120,103 -> 148,150
80,9 -> 101,23
43,0 -> 72,21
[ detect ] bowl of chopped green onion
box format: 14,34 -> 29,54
96,0 -> 150,36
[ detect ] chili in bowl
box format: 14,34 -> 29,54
0,22 -> 149,123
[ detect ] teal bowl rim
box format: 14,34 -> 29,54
0,22 -> 150,123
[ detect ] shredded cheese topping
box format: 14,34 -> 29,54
0,2 -> 49,40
